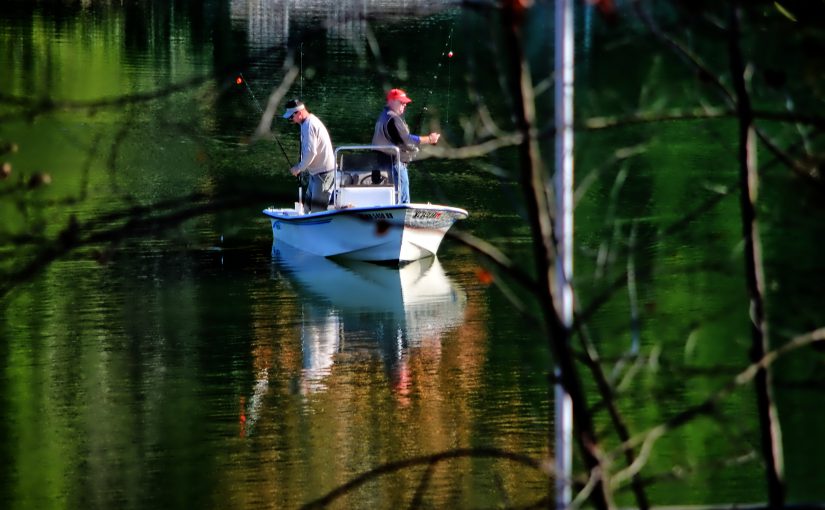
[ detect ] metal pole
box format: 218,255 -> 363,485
554,0 -> 575,507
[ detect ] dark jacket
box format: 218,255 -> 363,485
372,107 -> 419,163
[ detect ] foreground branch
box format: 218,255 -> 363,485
299,447 -> 549,510
609,327 -> 825,484
727,5 -> 785,505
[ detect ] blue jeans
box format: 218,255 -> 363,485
307,170 -> 334,212
393,163 -> 410,204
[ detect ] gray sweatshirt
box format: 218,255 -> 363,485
294,113 -> 335,175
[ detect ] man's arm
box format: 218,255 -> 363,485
388,117 -> 439,146
291,123 -> 317,175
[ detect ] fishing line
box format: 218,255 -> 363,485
237,72 -> 293,167
300,43 -> 304,100
445,26 -> 453,127
238,72 -> 264,113
411,20 -> 457,207
416,23 -> 455,132
298,48 -> 307,189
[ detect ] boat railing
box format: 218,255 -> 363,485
332,145 -> 400,208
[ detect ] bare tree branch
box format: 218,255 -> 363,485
727,4 -> 785,504
298,447 -> 549,510
609,327 -> 825,479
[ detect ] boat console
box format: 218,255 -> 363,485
332,145 -> 399,209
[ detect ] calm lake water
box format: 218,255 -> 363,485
2,1 -> 824,508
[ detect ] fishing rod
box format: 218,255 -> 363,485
236,72 -> 293,168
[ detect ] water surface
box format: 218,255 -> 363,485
2,1 -> 824,508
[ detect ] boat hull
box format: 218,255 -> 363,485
263,204 -> 468,263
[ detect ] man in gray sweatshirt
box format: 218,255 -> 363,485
283,99 -> 335,212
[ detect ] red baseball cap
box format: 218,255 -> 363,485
386,88 -> 412,104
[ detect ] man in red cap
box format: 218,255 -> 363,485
372,88 -> 440,204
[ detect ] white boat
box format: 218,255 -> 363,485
262,145 -> 469,263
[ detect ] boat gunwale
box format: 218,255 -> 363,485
262,203 -> 469,222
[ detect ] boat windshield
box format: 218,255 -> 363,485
332,145 -> 400,208
336,148 -> 396,188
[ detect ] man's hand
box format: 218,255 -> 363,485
290,166 -> 301,177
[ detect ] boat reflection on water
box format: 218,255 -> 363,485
272,241 -> 467,396
241,242 -> 468,435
